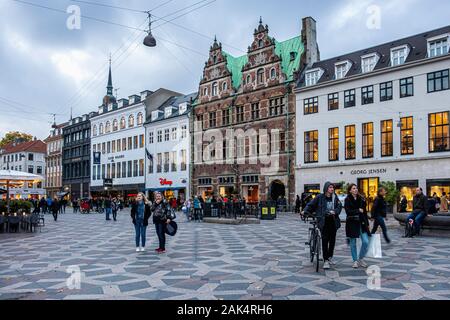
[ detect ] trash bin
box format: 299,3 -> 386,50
260,201 -> 276,220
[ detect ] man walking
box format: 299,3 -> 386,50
302,182 -> 342,270
105,196 -> 112,221
407,188 -> 427,235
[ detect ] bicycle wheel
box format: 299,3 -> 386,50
310,230 -> 316,263
315,235 -> 322,273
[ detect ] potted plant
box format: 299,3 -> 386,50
380,181 -> 400,214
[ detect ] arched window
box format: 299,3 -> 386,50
213,55 -> 217,64
93,125 -> 97,136
246,75 -> 251,85
270,68 -> 276,79
112,119 -> 118,131
203,87 -> 208,97
120,117 -> 126,129
99,123 -> 104,135
258,39 -> 264,48
222,82 -> 227,91
212,82 -> 218,96
257,68 -> 265,84
128,115 -> 135,128
137,113 -> 144,125
105,121 -> 111,133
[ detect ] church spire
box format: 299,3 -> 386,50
107,54 -> 113,96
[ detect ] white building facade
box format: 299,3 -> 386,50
295,26 -> 450,211
90,91 -> 152,201
145,94 -> 195,203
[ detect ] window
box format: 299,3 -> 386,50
111,163 -> 116,179
209,112 -> 217,128
328,93 -> 339,111
268,97 -> 284,116
361,85 -> 374,105
139,134 -> 144,148
37,166 -> 42,174
112,119 -> 118,131
181,125 -> 187,139
429,112 -> 450,152
328,128 -> 339,162
148,157 -> 154,174
133,160 -> 138,177
381,120 -> 394,157
117,162 -> 121,178
117,139 -> 121,152
107,141 -> 111,154
137,113 -> 144,125
139,159 -> 144,177
304,131 -> 319,163
164,129 -> 170,141
362,122 -> 374,158
270,68 -> 276,79
122,138 -> 127,151
112,140 -> 116,153
246,75 -> 252,85
164,152 -> 170,172
171,151 -> 177,172
93,125 -> 98,136
222,82 -> 227,91
380,81 -> 393,101
133,136 -> 138,149
120,117 -> 126,129
344,89 -> 356,108
171,128 -> 177,141
105,121 -> 111,133
28,165 -> 34,173
102,142 -> 106,154
213,55 -> 217,64
257,68 -> 264,84
222,109 -> 231,126
345,125 -> 356,160
121,162 -> 126,178
203,87 -> 208,96
157,130 -> 162,143
335,62 -> 349,79
305,69 -> 322,86
236,106 -> 244,123
400,117 -> 414,155
28,153 -> 34,161
181,150 -> 187,171
149,132 -> 154,144
251,103 -> 260,120
391,46 -> 408,66
361,54 -> 378,73
128,115 -> 135,128
400,77 -> 414,98
128,137 -> 132,150
428,37 -> 449,58
304,97 -> 318,115
157,154 -> 162,173
258,39 -> 264,48
212,82 -> 218,96
427,69 -> 449,93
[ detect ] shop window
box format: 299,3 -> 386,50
328,128 -> 339,161
429,112 -> 449,152
362,122 -> 374,158
400,116 -> 414,155
304,130 -> 319,163
381,120 -> 393,157
345,125 -> 356,160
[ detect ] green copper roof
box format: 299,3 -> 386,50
223,36 -> 304,89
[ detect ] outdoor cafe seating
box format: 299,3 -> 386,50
0,212 -> 43,234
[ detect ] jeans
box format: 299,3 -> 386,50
155,223 -> 166,250
371,216 -> 390,242
52,211 -> 58,221
194,208 -> 202,221
112,210 -> 118,221
105,208 -> 112,220
134,220 -> 147,248
407,210 -> 426,231
349,228 -> 370,262
321,218 -> 337,261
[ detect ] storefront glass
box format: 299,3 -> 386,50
198,187 -> 213,199
358,178 -> 379,211
397,180 -> 418,212
219,186 -> 234,198
427,179 -> 450,197
242,185 -> 259,203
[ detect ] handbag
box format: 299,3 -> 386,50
165,221 -> 178,236
366,234 -> 382,259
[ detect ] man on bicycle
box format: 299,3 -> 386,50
302,182 -> 342,270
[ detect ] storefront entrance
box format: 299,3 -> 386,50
270,180 -> 286,201
219,186 -> 235,198
198,187 -> 213,199
397,180 -> 418,212
242,185 -> 259,204
358,177 -> 379,211
427,179 -> 450,197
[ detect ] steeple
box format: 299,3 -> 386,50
103,54 -> 116,107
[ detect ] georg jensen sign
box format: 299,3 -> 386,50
350,168 -> 387,175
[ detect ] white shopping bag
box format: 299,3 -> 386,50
366,234 -> 382,259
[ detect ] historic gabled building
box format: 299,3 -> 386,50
191,17 -> 319,204
44,122 -> 68,198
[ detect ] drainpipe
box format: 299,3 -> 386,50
284,83 -> 292,207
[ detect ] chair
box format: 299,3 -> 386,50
8,216 -> 21,233
30,213 -> 41,233
38,212 -> 45,227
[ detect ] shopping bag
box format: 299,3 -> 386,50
366,234 -> 382,259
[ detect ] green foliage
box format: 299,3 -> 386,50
380,181 -> 400,206
0,131 -> 33,148
0,199 -> 33,213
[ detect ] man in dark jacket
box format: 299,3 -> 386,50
407,188 -> 427,234
303,182 -> 342,270
371,187 -> 391,243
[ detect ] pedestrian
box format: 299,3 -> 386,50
105,197 -> 112,220
407,188 -> 427,235
302,182 -> 342,270
441,192 -> 449,212
399,195 -> 408,213
151,192 -> 172,254
193,196 -> 202,222
295,195 -> 301,214
112,197 -> 119,221
51,197 -> 60,221
371,187 -> 391,243
345,184 -> 371,269
130,193 -> 151,252
61,199 -> 67,214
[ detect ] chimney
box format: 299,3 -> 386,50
301,17 -> 320,68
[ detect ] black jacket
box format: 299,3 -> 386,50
303,182 -> 342,231
371,196 -> 387,218
413,194 -> 427,211
344,195 -> 370,238
130,202 -> 151,226
151,201 -> 170,224
51,201 -> 60,214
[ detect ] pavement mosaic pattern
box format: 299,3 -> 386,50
1,209 -> 450,300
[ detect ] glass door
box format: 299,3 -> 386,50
358,178 -> 379,212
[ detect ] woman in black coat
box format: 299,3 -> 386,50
371,187 -> 391,243
51,198 -> 60,221
345,184 -> 371,269
130,193 -> 152,252
151,192 -> 172,254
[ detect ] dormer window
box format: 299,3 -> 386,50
290,52 -> 297,61
391,45 -> 409,66
179,103 -> 187,114
335,61 -> 351,80
305,68 -> 323,86
165,107 -> 173,118
361,54 -> 379,73
428,35 -> 449,58
212,82 -> 218,96
152,111 -> 159,121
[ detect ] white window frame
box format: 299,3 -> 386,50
427,34 -> 449,58
304,68 -> 323,86
335,61 -> 351,80
361,53 -> 379,73
390,45 -> 409,67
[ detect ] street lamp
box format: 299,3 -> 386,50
143,12 -> 156,47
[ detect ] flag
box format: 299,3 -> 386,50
146,148 -> 153,161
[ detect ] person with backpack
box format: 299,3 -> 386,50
302,182 -> 342,270
130,193 -> 151,252
151,192 -> 172,254
371,187 -> 391,243
345,184 -> 371,269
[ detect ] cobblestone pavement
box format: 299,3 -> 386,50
1,209 -> 450,300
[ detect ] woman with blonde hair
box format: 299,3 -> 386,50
130,193 -> 151,252
151,192 -> 172,254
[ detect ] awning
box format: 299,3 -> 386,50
0,170 -> 44,182
57,192 -> 70,197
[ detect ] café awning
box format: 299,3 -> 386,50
0,170 -> 44,182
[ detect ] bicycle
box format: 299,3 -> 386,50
303,213 -> 322,273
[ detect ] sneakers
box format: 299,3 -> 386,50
358,259 -> 368,268
157,248 -> 166,254
323,261 -> 331,270
328,257 -> 337,266
140,247 -> 145,252
352,261 -> 359,269
136,247 -> 141,252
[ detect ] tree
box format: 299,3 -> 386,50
380,181 -> 400,206
0,132 -> 33,148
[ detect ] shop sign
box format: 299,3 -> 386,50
160,178 -> 173,186
351,168 -> 387,175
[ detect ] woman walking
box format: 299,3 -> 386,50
371,187 -> 391,243
51,197 -> 60,221
151,192 -> 172,254
130,193 -> 151,252
112,197 -> 119,221
345,184 -> 371,269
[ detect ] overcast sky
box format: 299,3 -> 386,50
1,0 -> 449,140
